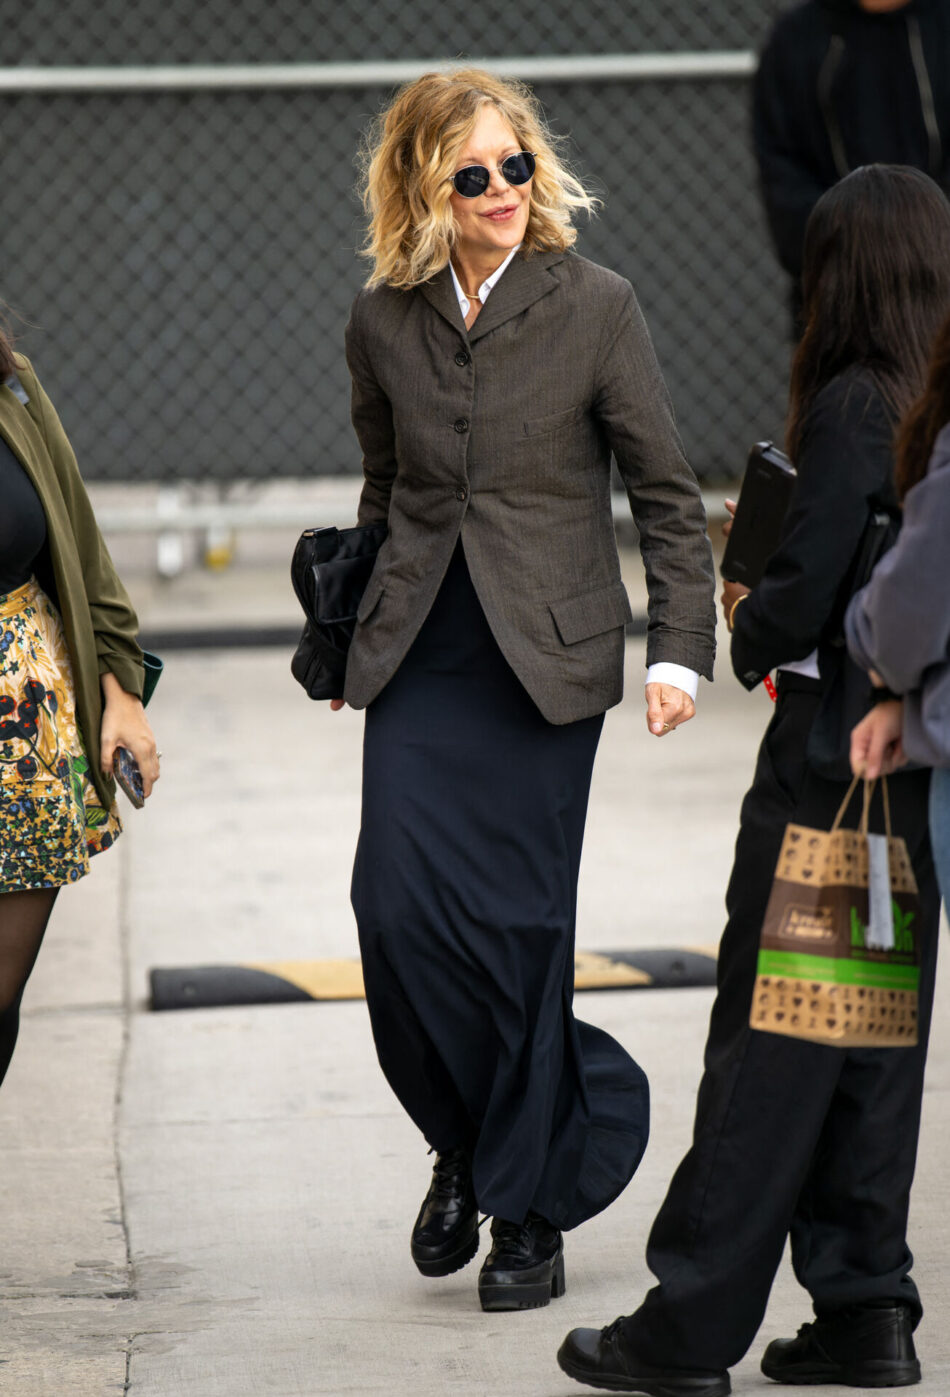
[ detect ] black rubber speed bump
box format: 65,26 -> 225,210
148,948 -> 717,1011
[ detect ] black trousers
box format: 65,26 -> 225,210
621,678 -> 939,1371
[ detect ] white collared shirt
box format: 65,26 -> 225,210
449,244 -> 521,318
448,246 -> 699,704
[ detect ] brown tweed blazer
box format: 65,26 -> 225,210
343,249 -> 716,724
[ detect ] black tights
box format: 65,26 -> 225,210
0,888 -> 59,1087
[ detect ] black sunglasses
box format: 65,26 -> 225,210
450,151 -> 536,199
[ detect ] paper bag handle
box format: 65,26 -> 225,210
831,773 -> 862,832
830,773 -> 892,837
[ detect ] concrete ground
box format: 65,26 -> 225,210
2,528 -> 950,1396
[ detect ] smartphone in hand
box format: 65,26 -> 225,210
113,745 -> 145,808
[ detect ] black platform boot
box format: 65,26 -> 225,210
410,1148 -> 479,1278
477,1211 -> 565,1312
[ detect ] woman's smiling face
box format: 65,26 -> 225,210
449,105 -> 532,264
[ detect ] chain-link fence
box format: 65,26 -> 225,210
0,1 -> 789,484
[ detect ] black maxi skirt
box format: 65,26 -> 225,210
351,543 -> 648,1231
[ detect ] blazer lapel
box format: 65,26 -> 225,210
467,249 -> 566,344
418,250 -> 567,343
419,266 -> 469,339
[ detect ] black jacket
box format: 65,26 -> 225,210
731,367 -> 897,689
753,0 -> 950,279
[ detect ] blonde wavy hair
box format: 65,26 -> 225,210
359,68 -> 597,289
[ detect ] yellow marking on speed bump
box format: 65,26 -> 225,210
248,958 -> 366,1000
573,951 -> 651,990
248,954 -> 657,1000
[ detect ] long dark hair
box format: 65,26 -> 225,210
895,310 -> 950,500
787,165 -> 950,461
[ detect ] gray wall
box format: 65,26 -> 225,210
0,1 -> 790,481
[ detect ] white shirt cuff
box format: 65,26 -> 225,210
645,662 -> 699,702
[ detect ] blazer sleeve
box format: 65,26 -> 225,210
730,375 -> 892,689
592,280 -> 716,680
845,429 -> 950,694
22,361 -> 145,699
345,291 -> 398,526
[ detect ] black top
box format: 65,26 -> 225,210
0,434 -> 47,594
731,367 -> 898,689
753,0 -> 950,279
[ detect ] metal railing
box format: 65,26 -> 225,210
0,52 -> 756,93
91,482 -> 730,578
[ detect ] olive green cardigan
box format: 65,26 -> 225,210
0,356 -> 145,809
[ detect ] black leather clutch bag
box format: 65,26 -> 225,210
290,522 -> 386,700
142,650 -> 163,707
721,441 -> 797,588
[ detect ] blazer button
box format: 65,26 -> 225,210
454,417 -> 469,433
455,350 -> 471,366
455,486 -> 468,501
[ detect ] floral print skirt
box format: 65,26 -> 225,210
0,577 -> 121,891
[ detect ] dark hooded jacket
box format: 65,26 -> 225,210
753,0 -> 950,279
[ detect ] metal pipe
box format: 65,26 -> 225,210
93,490 -> 731,534
0,52 -> 756,95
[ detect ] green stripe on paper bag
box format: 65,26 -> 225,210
757,949 -> 919,992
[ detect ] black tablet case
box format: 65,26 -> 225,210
721,442 -> 797,588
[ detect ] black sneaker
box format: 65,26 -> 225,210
477,1212 -> 565,1312
410,1148 -> 479,1278
760,1303 -> 920,1387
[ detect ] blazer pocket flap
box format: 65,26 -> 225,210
550,583 -> 633,646
522,403 -> 586,437
356,572 -> 385,623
